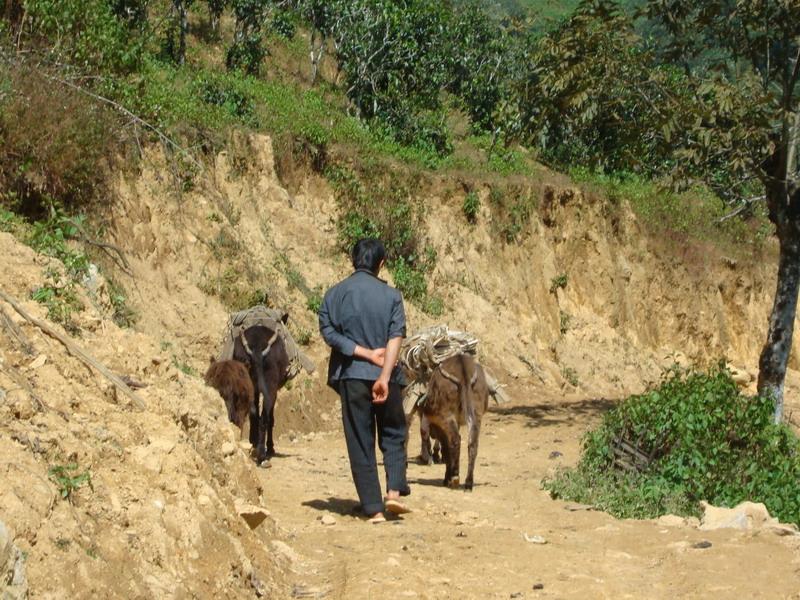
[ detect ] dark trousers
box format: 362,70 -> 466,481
339,379 -> 409,515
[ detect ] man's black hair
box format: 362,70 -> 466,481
352,238 -> 386,274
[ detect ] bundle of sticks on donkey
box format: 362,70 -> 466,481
204,305 -> 315,466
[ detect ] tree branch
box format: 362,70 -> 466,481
717,195 -> 766,223
0,287 -> 146,410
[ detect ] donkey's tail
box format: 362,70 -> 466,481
440,354 -> 478,431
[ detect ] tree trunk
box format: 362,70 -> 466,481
757,220 -> 800,423
178,2 -> 187,66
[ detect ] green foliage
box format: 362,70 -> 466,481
227,0 -> 271,74
306,286 -> 323,314
24,0 -> 142,72
462,192 -> 480,223
27,211 -> 91,278
488,186 -> 537,243
31,269 -> 84,333
107,277 -> 137,328
0,207 -> 24,234
561,366 -> 579,387
569,168 -> 770,250
544,366 -> 800,526
172,356 -> 198,376
549,273 -> 567,293
526,1 -> 677,176
48,463 -> 93,503
0,64 -> 117,214
558,310 -> 570,335
295,327 -> 312,346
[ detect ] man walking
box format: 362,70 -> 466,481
319,238 -> 411,522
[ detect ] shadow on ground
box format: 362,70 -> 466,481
302,497 -> 360,516
491,397 -> 618,428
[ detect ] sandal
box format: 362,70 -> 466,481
367,513 -> 387,524
384,498 -> 411,515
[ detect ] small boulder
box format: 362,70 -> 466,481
320,515 -> 336,526
236,500 -> 270,530
657,514 -> 688,528
221,442 -> 236,457
699,501 -> 775,531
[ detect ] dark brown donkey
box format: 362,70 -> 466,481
423,353 -> 489,490
204,358 -> 254,437
232,324 -> 290,465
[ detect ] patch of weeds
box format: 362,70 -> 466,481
160,340 -> 173,352
489,186 -> 538,244
209,229 -> 242,261
568,167 -> 769,253
31,268 -> 83,334
27,210 -> 91,278
48,463 -> 93,503
306,286 -> 323,314
0,207 -> 25,234
295,328 -> 312,346
106,277 -> 137,328
172,356 -> 197,377
561,366 -> 579,387
544,365 -> 800,526
462,191 -> 480,223
550,274 -> 568,294
207,211 -> 222,223
55,538 -> 71,550
86,546 -> 99,559
559,310 -> 571,335
422,295 -> 445,316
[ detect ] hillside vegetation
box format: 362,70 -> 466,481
0,0 -> 776,314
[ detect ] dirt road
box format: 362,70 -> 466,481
262,392 -> 800,600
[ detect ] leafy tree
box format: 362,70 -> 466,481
108,0 -> 149,29
641,0 -> 800,421
226,0 -> 270,74
293,0 -> 342,84
520,1 -> 677,174
205,0 -> 228,33
444,2 -> 510,133
22,0 -> 141,72
329,0 -> 452,153
163,0 -> 193,65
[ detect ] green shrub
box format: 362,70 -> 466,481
561,366 -> 580,387
544,366 -> 800,526
550,274 -> 568,294
462,191 -> 480,223
48,463 -> 92,503
31,269 -> 83,333
306,287 -> 323,314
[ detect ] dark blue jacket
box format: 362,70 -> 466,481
319,269 -> 407,389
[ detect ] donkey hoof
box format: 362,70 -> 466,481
464,481 -> 474,492
446,477 -> 460,489
416,454 -> 433,466
257,458 -> 272,469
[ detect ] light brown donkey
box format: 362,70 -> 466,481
422,353 -> 489,490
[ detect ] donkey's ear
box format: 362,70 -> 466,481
281,311 -> 289,324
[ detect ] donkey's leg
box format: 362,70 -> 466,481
444,417 -> 461,489
465,416 -> 481,491
419,414 -> 433,465
266,393 -> 276,457
249,386 -> 259,449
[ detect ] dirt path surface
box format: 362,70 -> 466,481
263,391 -> 800,600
